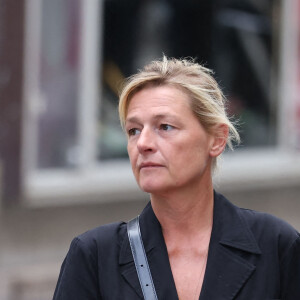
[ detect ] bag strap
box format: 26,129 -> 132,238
127,216 -> 158,300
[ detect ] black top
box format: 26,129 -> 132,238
53,191 -> 300,299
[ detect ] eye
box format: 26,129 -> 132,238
128,128 -> 141,136
160,124 -> 174,131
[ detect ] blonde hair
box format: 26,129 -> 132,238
119,56 -> 240,170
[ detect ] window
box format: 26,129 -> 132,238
22,0 -> 300,205
101,0 -> 278,158
23,0 -> 101,171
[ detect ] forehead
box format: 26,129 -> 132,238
126,85 -> 192,117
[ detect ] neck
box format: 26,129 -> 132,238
150,180 -> 214,235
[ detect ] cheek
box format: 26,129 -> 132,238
127,144 -> 140,175
127,144 -> 135,163
178,140 -> 210,165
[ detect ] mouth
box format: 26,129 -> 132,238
139,162 -> 163,170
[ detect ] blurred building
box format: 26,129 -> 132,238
0,0 -> 299,299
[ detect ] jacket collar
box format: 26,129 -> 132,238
119,202 -> 158,265
200,191 -> 261,299
119,191 -> 261,299
213,191 -> 261,255
119,202 -> 178,299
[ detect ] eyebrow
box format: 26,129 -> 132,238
125,113 -> 179,125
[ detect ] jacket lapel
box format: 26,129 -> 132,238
119,202 -> 179,299
200,192 -> 261,300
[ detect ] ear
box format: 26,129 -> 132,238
209,124 -> 229,157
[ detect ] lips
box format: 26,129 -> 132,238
139,162 -> 163,170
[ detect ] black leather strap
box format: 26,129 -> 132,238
127,216 -> 158,300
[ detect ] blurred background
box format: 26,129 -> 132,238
0,0 -> 300,299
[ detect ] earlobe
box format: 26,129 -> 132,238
209,124 -> 229,157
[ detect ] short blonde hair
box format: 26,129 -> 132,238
119,56 -> 240,170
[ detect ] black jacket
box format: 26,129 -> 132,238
53,192 -> 300,299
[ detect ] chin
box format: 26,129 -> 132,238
138,179 -> 159,191
139,185 -> 160,194
138,180 -> 170,195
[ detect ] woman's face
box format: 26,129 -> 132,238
125,85 -> 217,196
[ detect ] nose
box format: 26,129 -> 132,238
137,127 -> 156,153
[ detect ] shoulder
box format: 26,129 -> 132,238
73,221 -> 127,253
238,206 -> 299,238
54,223 -> 128,299
215,191 -> 299,255
75,222 -> 126,245
237,205 -> 300,257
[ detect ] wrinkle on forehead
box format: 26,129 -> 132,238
126,85 -> 191,114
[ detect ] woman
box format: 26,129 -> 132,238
53,57 -> 300,300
